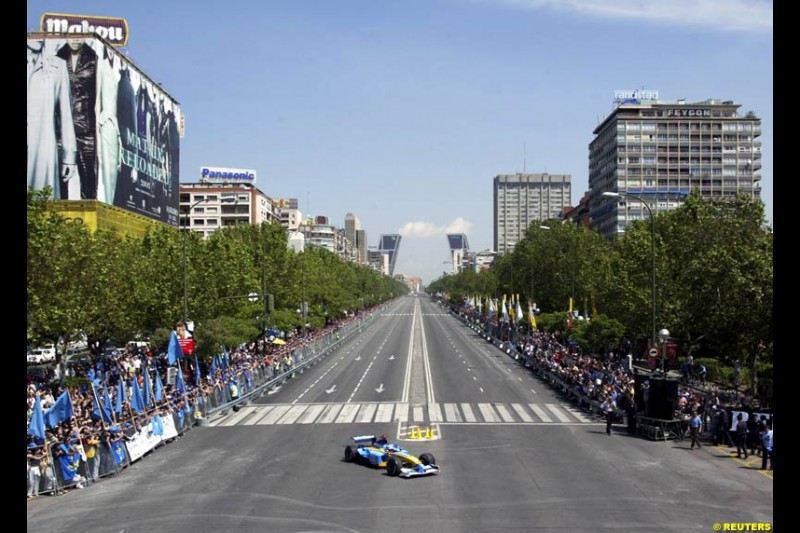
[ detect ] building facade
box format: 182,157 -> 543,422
345,213 -> 368,265
378,234 -> 402,277
446,233 -> 471,274
179,182 -> 280,238
493,173 -> 572,255
589,98 -> 762,239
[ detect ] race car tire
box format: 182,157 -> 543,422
419,453 -> 436,466
344,444 -> 358,462
386,457 -> 403,476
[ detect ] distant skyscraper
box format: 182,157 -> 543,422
493,173 -> 571,255
446,233 -> 470,274
589,97 -> 763,240
345,213 -> 367,264
378,234 -> 402,276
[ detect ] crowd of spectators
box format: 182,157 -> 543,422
27,310 -> 374,498
461,308 -> 771,451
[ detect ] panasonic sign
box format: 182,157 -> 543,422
200,167 -> 257,184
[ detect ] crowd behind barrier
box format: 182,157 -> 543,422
27,307 -> 383,499
450,304 -> 773,448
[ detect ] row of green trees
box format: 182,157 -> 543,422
27,188 -> 409,359
427,192 -> 773,377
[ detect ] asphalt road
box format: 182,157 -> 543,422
27,295 -> 773,532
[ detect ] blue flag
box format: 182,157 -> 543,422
115,380 -> 126,415
209,355 -> 217,380
92,384 -> 113,424
110,439 -> 127,465
194,355 -> 201,386
167,330 -> 184,365
57,442 -> 82,483
28,394 -> 47,443
130,378 -> 145,414
175,364 -> 186,395
155,370 -> 164,402
103,385 -> 114,422
44,391 -> 74,429
143,367 -> 153,407
222,345 -> 230,369
151,414 -> 164,436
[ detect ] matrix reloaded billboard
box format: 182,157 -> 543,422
27,33 -> 181,226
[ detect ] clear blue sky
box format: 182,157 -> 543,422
27,1 -> 773,285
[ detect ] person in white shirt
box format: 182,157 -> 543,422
601,395 -> 616,435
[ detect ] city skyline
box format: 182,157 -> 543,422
27,1 -> 773,284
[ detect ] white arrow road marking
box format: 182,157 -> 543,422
326,385 -> 337,394
375,383 -> 385,394
388,355 -> 395,360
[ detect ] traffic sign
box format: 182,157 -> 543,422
648,347 -> 659,358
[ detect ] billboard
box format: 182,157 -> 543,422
40,13 -> 129,47
199,166 -> 256,184
273,197 -> 297,210
27,34 -> 181,226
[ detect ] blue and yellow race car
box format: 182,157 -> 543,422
343,434 -> 440,478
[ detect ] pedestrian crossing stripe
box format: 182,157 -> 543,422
207,401 -> 605,427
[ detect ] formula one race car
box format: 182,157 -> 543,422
343,434 -> 440,478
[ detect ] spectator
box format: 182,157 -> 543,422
761,422 -> 773,470
601,395 -> 616,436
27,436 -> 45,498
735,413 -> 748,459
689,411 -> 703,449
81,424 -> 101,484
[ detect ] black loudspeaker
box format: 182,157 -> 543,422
648,379 -> 678,420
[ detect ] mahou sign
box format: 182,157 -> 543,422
40,13 -> 129,46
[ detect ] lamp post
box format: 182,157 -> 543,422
183,198 -> 209,322
658,328 -> 670,374
602,191 -> 657,351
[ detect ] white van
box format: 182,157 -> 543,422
126,341 -> 150,353
27,345 -> 57,364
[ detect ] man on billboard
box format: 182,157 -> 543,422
56,38 -> 99,200
27,37 -> 79,199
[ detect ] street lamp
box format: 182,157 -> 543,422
658,328 -> 670,374
602,191 -> 657,351
183,197 -> 209,322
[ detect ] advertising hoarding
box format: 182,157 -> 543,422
40,13 -> 129,47
199,166 -> 256,184
27,33 -> 181,226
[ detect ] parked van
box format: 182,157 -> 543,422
27,345 -> 56,365
127,341 -> 150,353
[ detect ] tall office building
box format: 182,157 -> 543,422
345,213 -> 368,265
493,173 -> 572,255
446,233 -> 470,274
378,234 -> 402,277
589,96 -> 762,239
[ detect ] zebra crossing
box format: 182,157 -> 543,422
209,401 -> 603,427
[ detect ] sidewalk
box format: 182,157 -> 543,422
692,440 -> 773,479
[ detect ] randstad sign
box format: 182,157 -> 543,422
200,167 -> 257,184
40,13 -> 129,47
